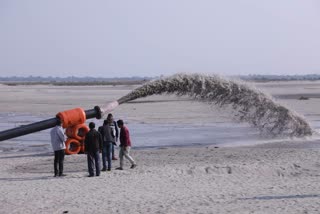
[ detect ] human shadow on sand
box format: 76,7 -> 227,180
12,161 -> 87,174
0,173 -> 100,182
0,175 -> 67,182
0,152 -> 51,159
240,194 -> 320,200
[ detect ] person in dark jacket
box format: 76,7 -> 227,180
98,118 -> 116,171
98,120 -> 107,171
85,122 -> 102,177
108,113 -> 119,160
116,119 -> 136,170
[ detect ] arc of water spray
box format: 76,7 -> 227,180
101,73 -> 313,137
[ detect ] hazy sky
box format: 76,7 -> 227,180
1,0 -> 320,77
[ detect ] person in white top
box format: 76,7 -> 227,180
50,120 -> 66,177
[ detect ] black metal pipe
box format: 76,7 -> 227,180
0,118 -> 60,142
0,106 -> 102,142
85,106 -> 102,120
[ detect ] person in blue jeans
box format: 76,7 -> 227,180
99,116 -> 116,171
85,122 -> 102,177
108,114 -> 119,160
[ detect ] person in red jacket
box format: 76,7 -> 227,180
116,119 -> 137,170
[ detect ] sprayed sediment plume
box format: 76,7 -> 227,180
116,73 -> 313,137
101,101 -> 119,117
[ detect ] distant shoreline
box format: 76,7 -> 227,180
1,74 -> 320,85
0,80 -> 149,86
2,78 -> 320,86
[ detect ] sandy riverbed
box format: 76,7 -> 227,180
0,80 -> 320,213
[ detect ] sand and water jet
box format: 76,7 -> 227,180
0,73 -> 313,142
112,73 -> 313,137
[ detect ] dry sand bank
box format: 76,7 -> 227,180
0,141 -> 320,214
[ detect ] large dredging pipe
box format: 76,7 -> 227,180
0,106 -> 104,142
0,98 -> 123,142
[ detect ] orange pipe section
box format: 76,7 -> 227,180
65,138 -> 81,155
66,124 -> 89,141
56,108 -> 86,128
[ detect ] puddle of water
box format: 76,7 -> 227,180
0,113 -> 319,152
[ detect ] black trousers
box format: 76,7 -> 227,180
54,149 -> 65,176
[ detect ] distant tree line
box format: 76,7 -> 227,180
0,75 -> 152,82
238,74 -> 320,82
0,74 -> 319,85
0,76 -> 153,85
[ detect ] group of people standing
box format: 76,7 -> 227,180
50,113 -> 136,177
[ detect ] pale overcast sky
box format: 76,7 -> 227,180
1,0 -> 320,77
